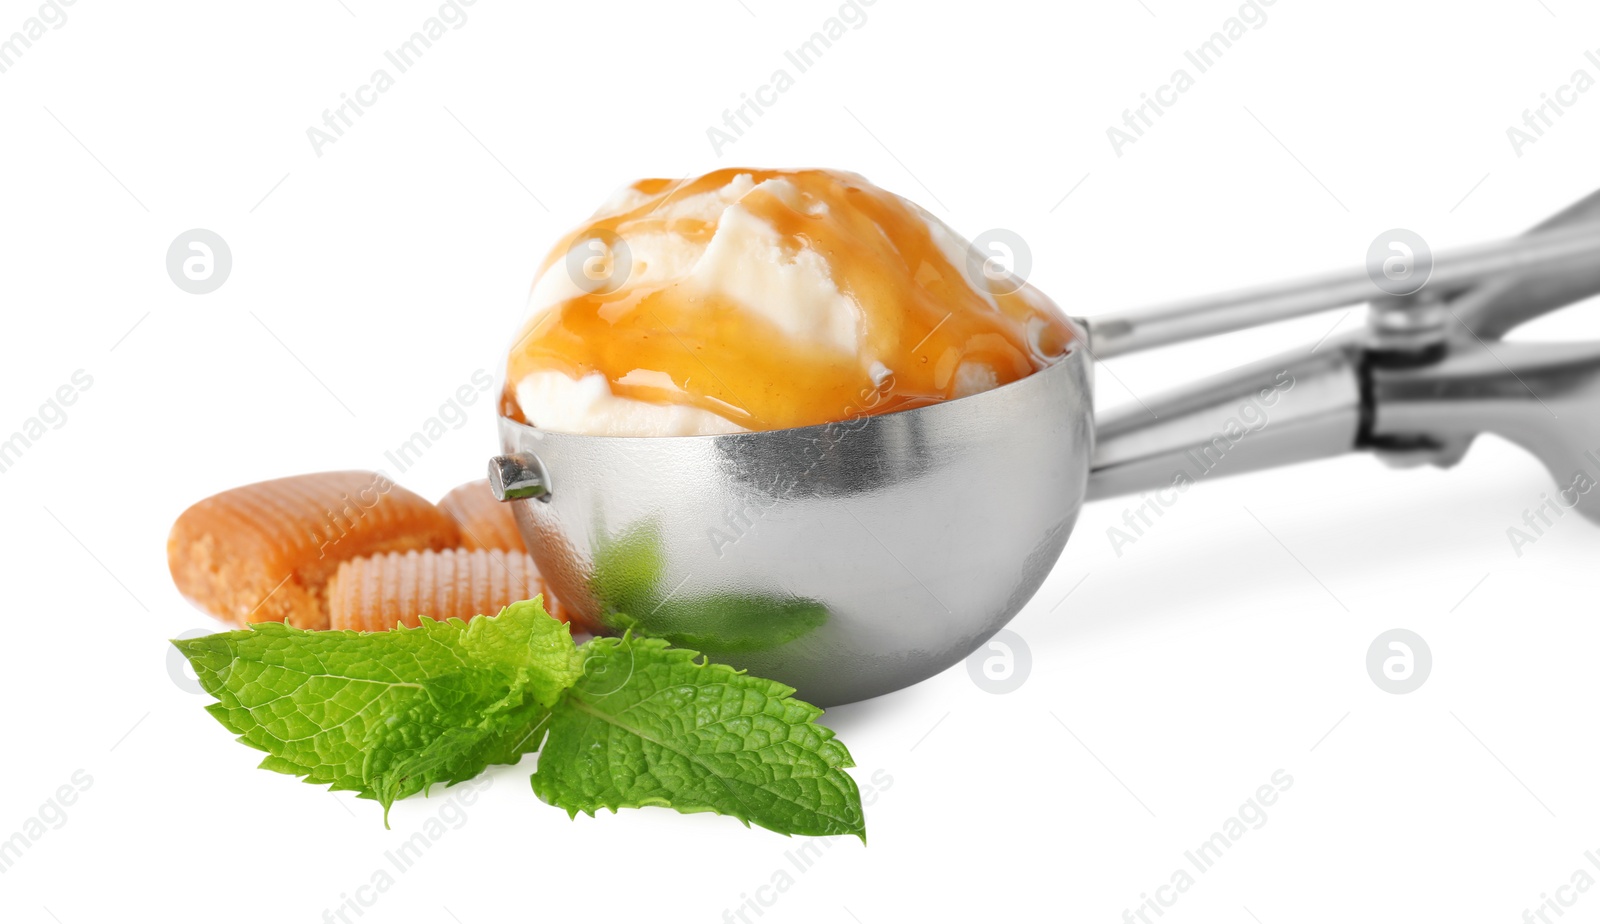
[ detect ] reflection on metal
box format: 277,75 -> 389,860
491,188 -> 1600,705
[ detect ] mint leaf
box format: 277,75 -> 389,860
174,598 -> 578,818
615,593 -> 829,654
591,519 -> 829,653
176,596 -> 868,838
590,519 -> 666,618
531,635 -> 865,840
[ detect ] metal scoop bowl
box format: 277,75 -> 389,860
492,190 -> 1600,706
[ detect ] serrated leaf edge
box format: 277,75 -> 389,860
532,634 -> 866,841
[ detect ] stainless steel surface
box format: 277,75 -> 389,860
1449,188 -> 1600,340
1371,340 -> 1600,524
1374,188 -> 1600,471
1369,293 -> 1449,352
496,347 -> 1093,706
491,187 -> 1600,706
487,452 -> 548,501
1086,339 -> 1365,501
1084,188 -> 1600,499
1088,221 -> 1600,359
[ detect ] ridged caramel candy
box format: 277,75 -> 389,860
326,548 -> 558,632
167,471 -> 461,630
437,479 -> 527,553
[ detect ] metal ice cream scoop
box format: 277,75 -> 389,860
491,190 -> 1600,706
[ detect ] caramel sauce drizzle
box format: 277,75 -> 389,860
504,168 -> 1077,432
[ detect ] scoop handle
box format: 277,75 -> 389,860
1370,340 -> 1600,524
1085,205 -> 1600,360
1086,187 -> 1600,506
1086,340 -> 1363,502
1448,187 -> 1600,340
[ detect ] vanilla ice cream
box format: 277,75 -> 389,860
503,168 -> 1078,436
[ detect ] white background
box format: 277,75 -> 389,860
3,1 -> 1600,922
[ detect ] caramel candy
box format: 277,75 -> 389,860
437,479 -> 527,553
326,548 -> 558,632
168,471 -> 461,630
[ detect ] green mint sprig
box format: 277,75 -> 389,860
535,635 -> 864,838
172,598 -> 865,839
